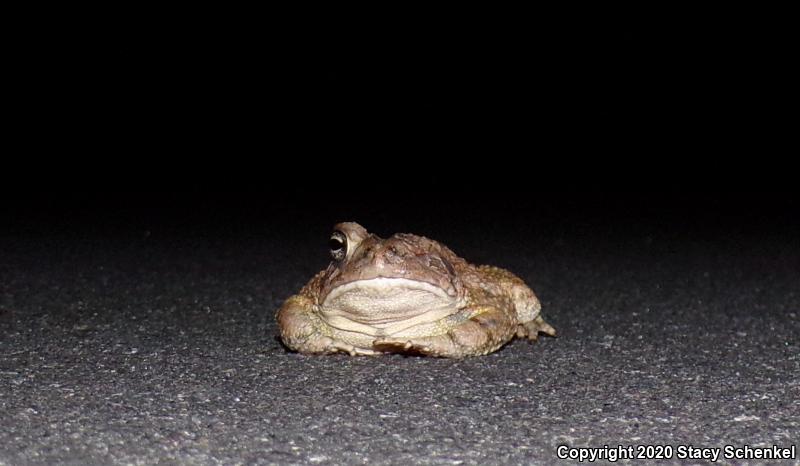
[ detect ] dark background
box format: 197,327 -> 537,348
2,22 -> 798,464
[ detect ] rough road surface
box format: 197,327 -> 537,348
1,196 -> 798,464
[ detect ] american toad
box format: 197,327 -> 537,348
277,222 -> 555,357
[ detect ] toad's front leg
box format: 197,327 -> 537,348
373,305 -> 518,358
277,295 -> 380,356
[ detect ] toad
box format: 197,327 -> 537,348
277,222 -> 555,357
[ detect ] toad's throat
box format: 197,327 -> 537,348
320,278 -> 461,337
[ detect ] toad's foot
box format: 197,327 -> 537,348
320,337 -> 382,356
373,306 -> 515,358
515,315 -> 557,341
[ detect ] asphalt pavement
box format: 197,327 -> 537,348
1,195 -> 798,465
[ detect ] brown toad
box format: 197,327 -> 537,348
277,222 -> 556,358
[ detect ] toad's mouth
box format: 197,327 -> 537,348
319,278 -> 462,337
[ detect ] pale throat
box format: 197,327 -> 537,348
319,278 -> 462,337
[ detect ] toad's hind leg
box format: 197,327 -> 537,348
373,306 -> 517,358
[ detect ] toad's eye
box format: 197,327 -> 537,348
329,231 -> 347,260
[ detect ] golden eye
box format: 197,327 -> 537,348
329,231 -> 347,260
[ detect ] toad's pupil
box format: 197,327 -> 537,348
329,237 -> 344,251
